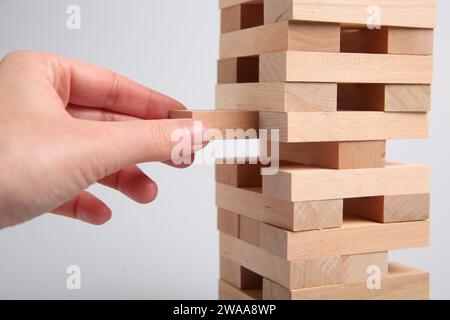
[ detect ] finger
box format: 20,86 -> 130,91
79,119 -> 208,175
99,166 -> 158,204
60,56 -> 185,119
67,105 -> 139,122
52,191 -> 111,225
163,153 -> 196,169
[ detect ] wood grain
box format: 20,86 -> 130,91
259,215 -> 429,260
338,84 -> 431,112
388,27 -> 434,55
279,141 -> 386,169
263,262 -> 429,300
344,194 -> 430,223
217,208 -> 240,237
220,21 -> 340,59
259,111 -> 428,143
260,51 -> 433,84
262,163 -> 429,202
216,183 -> 343,231
216,82 -> 337,112
385,85 -> 431,112
341,252 -> 388,284
264,0 -> 437,28
220,233 -> 341,289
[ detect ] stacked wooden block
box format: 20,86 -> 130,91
172,0 -> 435,300
215,0 -> 434,300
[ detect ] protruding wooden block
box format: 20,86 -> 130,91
342,252 -> 388,284
338,84 -> 431,112
279,141 -> 386,169
259,216 -> 429,261
219,280 -> 261,300
344,194 -> 430,223
220,21 -> 340,59
263,0 -> 437,29
216,163 -> 262,188
259,51 -> 433,84
221,3 -> 263,33
170,110 -> 258,137
220,257 -> 262,289
263,263 -> 429,300
220,233 -> 341,289
259,111 -> 428,143
218,57 -> 259,84
216,183 -> 343,231
217,208 -> 240,237
216,82 -> 337,112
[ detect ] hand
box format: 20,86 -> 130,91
0,51 -> 207,229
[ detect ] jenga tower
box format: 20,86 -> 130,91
172,0 -> 435,300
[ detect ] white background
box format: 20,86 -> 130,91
0,0 -> 449,299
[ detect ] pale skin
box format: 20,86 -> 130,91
0,51 -> 207,229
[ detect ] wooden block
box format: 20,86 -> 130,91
220,21 -> 340,59
338,84 -> 431,112
217,208 -> 240,237
279,141 -> 386,169
216,82 -> 337,112
344,194 -> 430,223
239,216 -> 261,246
218,57 -> 259,84
170,110 -> 258,137
262,163 -> 429,202
216,183 -> 343,231
221,5 -> 241,33
220,233 -> 341,289
220,0 -> 262,10
216,163 -> 262,188
385,85 -> 431,112
221,3 -> 263,33
259,215 -> 429,260
220,257 -> 262,289
264,0 -> 437,29
260,51 -> 433,84
263,262 -> 429,300
341,252 -> 388,284
219,280 -> 261,300
259,111 -> 428,143
388,27 -> 434,55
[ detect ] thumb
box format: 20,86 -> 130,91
81,119 -> 208,176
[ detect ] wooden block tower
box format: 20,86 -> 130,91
173,0 -> 435,300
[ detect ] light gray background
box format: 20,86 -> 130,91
0,0 -> 449,299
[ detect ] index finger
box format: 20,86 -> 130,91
61,56 -> 185,119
